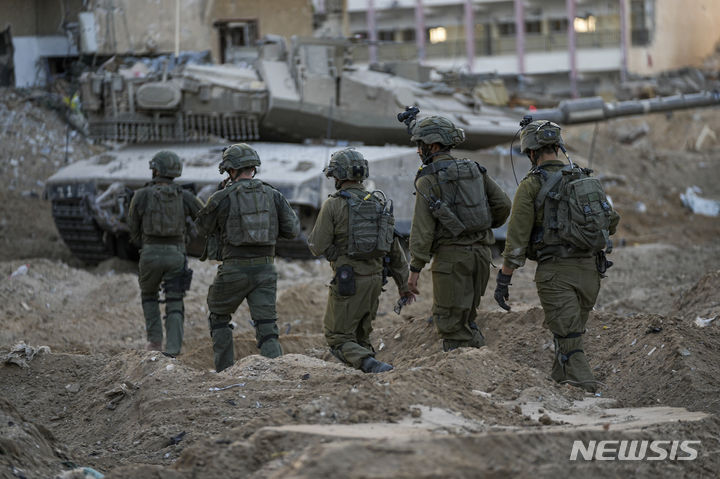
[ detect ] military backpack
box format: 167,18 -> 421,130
416,158 -> 492,237
142,183 -> 185,237
534,165 -> 614,254
337,189 -> 395,260
225,180 -> 278,246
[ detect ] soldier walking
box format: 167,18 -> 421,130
494,119 -> 620,392
407,116 -> 512,351
195,144 -> 300,373
128,151 -> 203,356
308,148 -> 414,373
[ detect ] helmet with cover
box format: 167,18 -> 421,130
519,120 -> 564,154
324,148 -> 369,181
219,143 -> 261,173
149,150 -> 183,178
410,115 -> 466,147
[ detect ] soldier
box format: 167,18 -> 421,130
308,148 -> 414,373
128,151 -> 203,356
494,120 -> 620,392
407,116 -> 512,352
195,144 -> 300,373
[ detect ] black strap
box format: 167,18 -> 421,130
257,333 -> 279,348
211,322 -> 233,331
415,159 -> 456,178
253,319 -> 277,325
141,297 -> 158,304
534,166 -> 570,211
554,331 -> 584,339
560,349 -> 584,363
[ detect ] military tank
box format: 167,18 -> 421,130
47,35 -> 720,263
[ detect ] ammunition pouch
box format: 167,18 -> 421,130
334,264 -> 356,296
162,259 -> 193,296
596,250 -> 614,276
429,198 -> 466,237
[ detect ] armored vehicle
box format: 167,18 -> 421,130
48,36 -> 720,263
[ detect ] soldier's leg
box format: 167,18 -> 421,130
468,247 -> 491,348
536,259 -> 599,392
138,246 -> 164,347
161,248 -> 187,356
207,263 -> 248,372
323,274 -> 378,369
431,249 -> 476,351
356,274 -> 383,352
246,264 -> 283,359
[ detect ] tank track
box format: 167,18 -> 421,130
51,198 -> 113,264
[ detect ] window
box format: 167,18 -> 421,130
497,22 -> 516,36
402,28 -> 416,42
428,27 -> 447,44
525,20 -> 541,34
630,0 -> 654,46
378,30 -> 395,42
549,18 -> 568,33
574,15 -> 596,33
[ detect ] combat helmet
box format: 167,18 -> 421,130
149,151 -> 182,178
324,148 -> 369,181
520,120 -> 564,154
410,115 -> 466,147
219,143 -> 261,173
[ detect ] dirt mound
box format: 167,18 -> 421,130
670,269 -> 720,322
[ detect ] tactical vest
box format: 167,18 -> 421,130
225,180 -> 278,246
416,158 -> 492,237
534,165 -> 614,254
336,189 -> 394,260
142,183 -> 185,237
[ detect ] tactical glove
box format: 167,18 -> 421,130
494,270 -> 512,311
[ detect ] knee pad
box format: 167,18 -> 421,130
208,313 -> 232,335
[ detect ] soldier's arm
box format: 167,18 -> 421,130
194,191 -> 223,238
484,173 -> 512,228
409,176 -> 437,271
608,208 -> 621,236
501,178 -> 538,270
388,236 -> 410,294
182,190 -> 204,220
307,199 -> 335,258
127,190 -> 143,246
274,191 -> 301,240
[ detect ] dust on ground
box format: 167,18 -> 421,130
2,88 -> 720,478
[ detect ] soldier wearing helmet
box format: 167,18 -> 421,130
128,150 -> 204,356
307,148 -> 414,373
195,144 -> 300,372
407,116 -> 511,352
495,120 -> 620,392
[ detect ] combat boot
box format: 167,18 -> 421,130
145,341 -> 162,351
360,356 -> 393,373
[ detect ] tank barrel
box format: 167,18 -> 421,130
531,91 -> 720,125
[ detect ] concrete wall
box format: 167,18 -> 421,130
87,0 -> 312,60
0,0 -> 84,36
628,0 -> 720,74
12,36 -> 78,87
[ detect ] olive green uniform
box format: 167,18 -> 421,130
195,178 -> 300,372
502,159 -> 620,391
128,179 -> 203,355
409,153 -> 512,350
307,183 -> 410,369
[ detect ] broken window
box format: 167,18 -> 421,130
497,22 -> 516,36
215,19 -> 259,64
630,0 -> 654,46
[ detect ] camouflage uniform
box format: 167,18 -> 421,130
308,176 -> 410,372
195,144 -> 300,373
409,117 -> 512,351
128,151 -> 203,356
500,120 -> 620,391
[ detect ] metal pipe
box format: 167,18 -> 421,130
367,0 -> 378,65
566,0 -> 578,98
174,0 -> 180,59
464,0 -> 475,73
415,0 -> 426,63
514,0 -> 525,75
619,0 -> 629,83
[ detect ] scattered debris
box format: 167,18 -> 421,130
168,431 -> 186,446
208,383 -> 246,392
4,342 -> 50,368
9,264 -> 28,278
680,186 -> 720,217
694,316 -> 716,328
